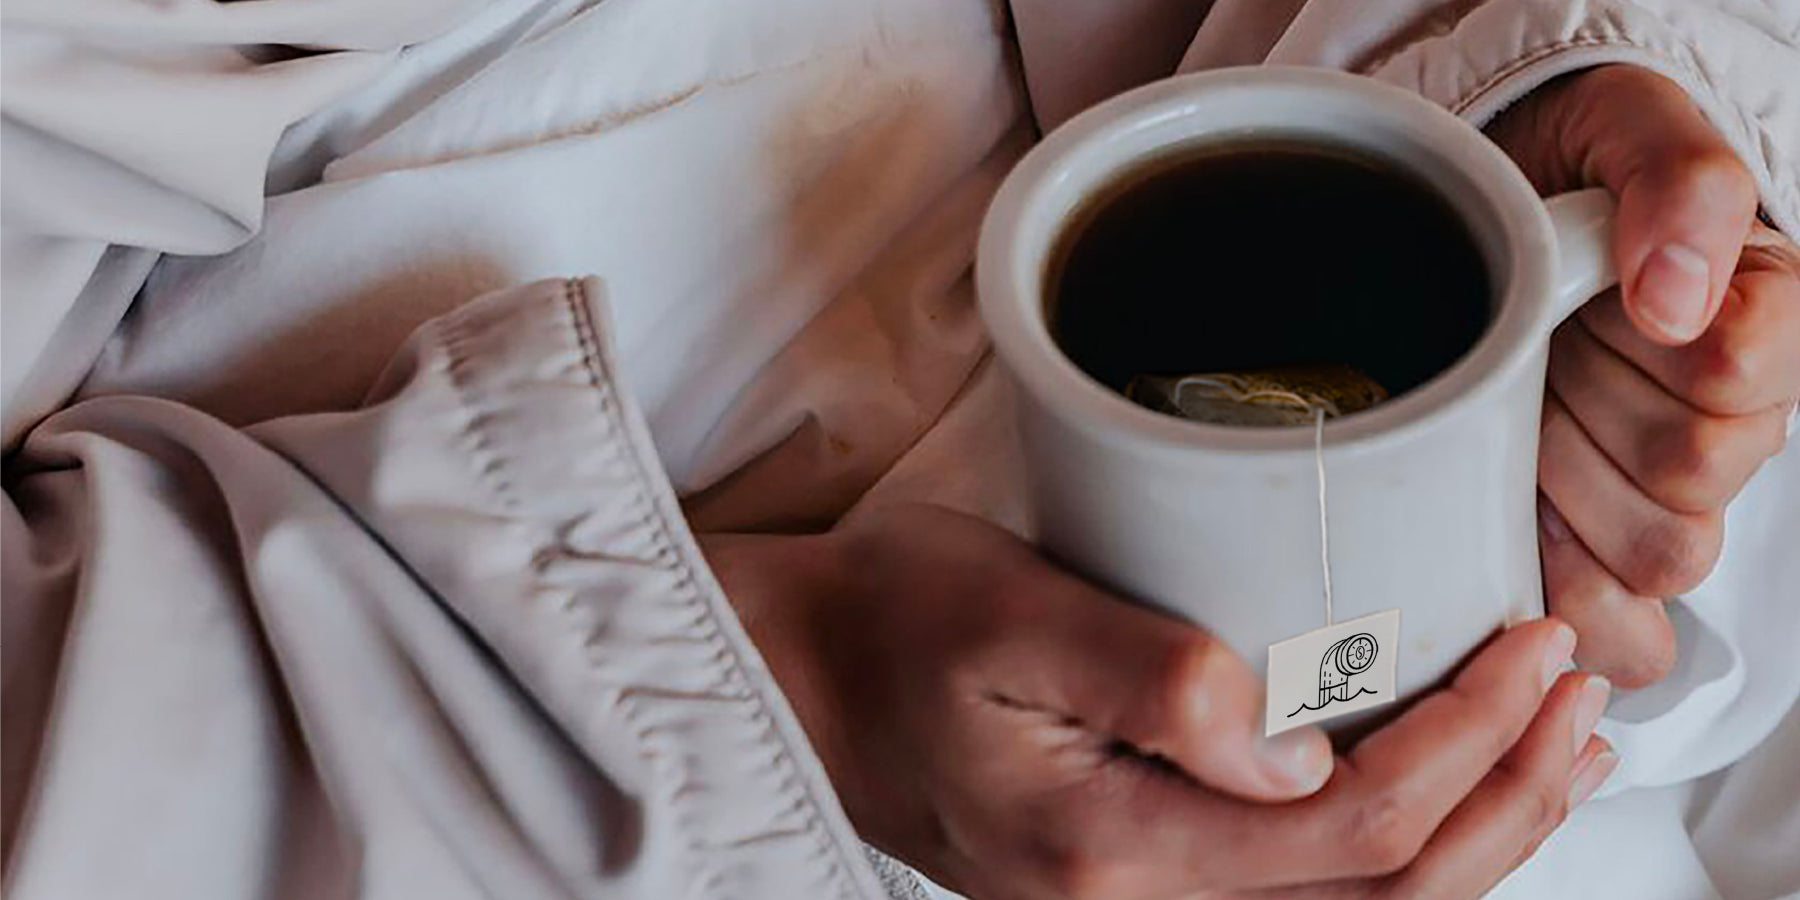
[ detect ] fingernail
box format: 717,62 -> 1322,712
1635,243 -> 1711,341
1257,730 -> 1332,794
1567,748 -> 1619,808
1538,500 -> 1573,545
1541,623 -> 1577,692
1571,675 -> 1611,756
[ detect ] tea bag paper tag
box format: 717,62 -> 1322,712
1265,608 -> 1401,736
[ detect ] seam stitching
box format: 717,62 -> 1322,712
555,279 -> 862,900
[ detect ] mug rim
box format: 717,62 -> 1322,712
976,66 -> 1560,460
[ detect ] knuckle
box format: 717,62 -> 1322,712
1518,773 -> 1570,836
1605,625 -> 1678,689
1734,262 -> 1800,302
1688,331 -> 1767,414
1622,512 -> 1723,597
1344,791 -> 1429,875
1154,633 -> 1226,719
1664,143 -> 1758,211
1645,418 -> 1734,508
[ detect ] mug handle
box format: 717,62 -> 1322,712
1543,187 -> 1622,326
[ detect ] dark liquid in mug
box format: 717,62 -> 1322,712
1050,144 -> 1493,405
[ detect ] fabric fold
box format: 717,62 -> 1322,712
3,278 -> 884,900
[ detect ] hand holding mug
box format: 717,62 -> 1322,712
978,67 -> 1624,725
1487,65 -> 1800,686
705,505 -> 1613,900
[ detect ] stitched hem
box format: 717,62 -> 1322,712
413,276 -> 884,898
545,278 -> 880,900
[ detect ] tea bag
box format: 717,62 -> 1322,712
1260,402 -> 1402,736
1122,361 -> 1402,734
1125,363 -> 1388,426
1266,608 -> 1401,735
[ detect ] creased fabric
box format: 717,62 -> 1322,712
66,0 -> 1025,538
5,1 -> 1799,899
0,0 -> 491,446
3,278 -> 886,900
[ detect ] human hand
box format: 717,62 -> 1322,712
703,505 -> 1614,899
1487,65 -> 1800,687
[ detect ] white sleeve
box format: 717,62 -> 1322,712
1171,0 -> 1800,233
1014,0 -> 1800,233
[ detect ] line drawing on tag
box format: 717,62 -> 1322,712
1286,632 -> 1380,718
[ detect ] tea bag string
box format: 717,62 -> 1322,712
1314,406 -> 1332,626
1241,387 -> 1334,628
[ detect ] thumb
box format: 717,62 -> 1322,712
1496,66 -> 1760,344
1006,573 -> 1336,801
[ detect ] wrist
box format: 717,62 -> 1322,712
700,531 -> 844,641
698,530 -> 858,781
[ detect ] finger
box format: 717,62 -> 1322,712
1539,392 -> 1723,597
1499,737 -> 1616,881
1275,738 -> 1619,900
1549,66 -> 1759,343
1564,735 -> 1622,812
990,568 -> 1334,802
1581,229 -> 1800,415
1547,319 -> 1787,512
1537,496 -> 1677,688
1385,673 -> 1613,900
1137,619 -> 1578,890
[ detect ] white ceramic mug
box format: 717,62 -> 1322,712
977,66 -> 1619,721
